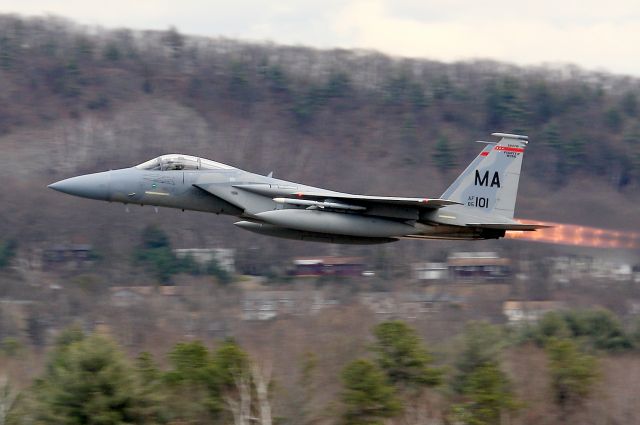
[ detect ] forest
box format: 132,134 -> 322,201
4,311 -> 640,425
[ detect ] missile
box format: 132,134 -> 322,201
272,197 -> 366,211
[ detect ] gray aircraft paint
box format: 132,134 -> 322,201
442,134 -> 528,219
48,133 -> 546,244
441,143 -> 493,200
255,209 -> 417,237
234,221 -> 397,244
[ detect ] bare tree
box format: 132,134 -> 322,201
225,374 -> 252,425
0,375 -> 17,425
225,360 -> 274,425
251,361 -> 273,425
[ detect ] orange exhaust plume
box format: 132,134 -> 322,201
506,220 -> 640,249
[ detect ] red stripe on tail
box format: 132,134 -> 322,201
494,146 -> 524,153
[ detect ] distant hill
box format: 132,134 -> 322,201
0,14 -> 638,260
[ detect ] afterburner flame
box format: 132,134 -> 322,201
506,220 -> 640,249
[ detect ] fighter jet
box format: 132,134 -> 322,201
48,132 -> 547,244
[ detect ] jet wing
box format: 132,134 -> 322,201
467,223 -> 552,231
293,192 -> 461,209
233,184 -> 460,209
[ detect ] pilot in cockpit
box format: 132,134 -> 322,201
135,154 -> 235,171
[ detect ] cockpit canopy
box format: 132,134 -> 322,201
135,154 -> 234,171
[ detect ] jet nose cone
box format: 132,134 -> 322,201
47,181 -> 63,191
48,172 -> 110,201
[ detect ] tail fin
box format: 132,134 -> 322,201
441,133 -> 528,219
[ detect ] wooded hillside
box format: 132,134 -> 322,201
1,15 -> 640,424
0,14 -> 639,253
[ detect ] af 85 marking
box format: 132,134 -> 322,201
468,195 -> 489,208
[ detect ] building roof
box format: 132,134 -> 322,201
293,256 -> 364,266
503,301 -> 565,311
109,286 -> 191,297
413,262 -> 448,270
448,252 -> 510,266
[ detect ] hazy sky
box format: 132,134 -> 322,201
2,0 -> 640,76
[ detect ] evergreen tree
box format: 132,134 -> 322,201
621,92 -> 638,117
0,239 -> 17,269
371,321 -> 442,389
546,338 -> 599,412
563,309 -> 632,351
166,341 -> 212,384
30,334 -> 151,424
484,78 -> 524,130
452,362 -> 518,425
340,359 -> 401,425
211,339 -> 250,390
453,322 -> 504,394
524,309 -> 633,352
141,225 -> 170,249
164,341 -> 220,422
162,339 -> 253,424
135,225 -> 178,283
524,311 -> 571,346
134,352 -> 166,423
206,259 -> 232,285
433,137 -> 455,171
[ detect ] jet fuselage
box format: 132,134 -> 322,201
49,133 -> 546,244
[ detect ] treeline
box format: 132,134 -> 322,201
1,14 -> 640,189
135,225 -> 231,284
0,239 -> 16,269
4,312 -> 638,425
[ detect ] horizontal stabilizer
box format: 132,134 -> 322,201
491,132 -> 529,141
467,223 -> 552,231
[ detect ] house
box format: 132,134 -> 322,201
592,260 -> 632,282
174,248 -> 235,273
547,256 -> 592,284
627,300 -> 640,316
503,301 -> 566,325
109,286 -> 155,307
358,292 -> 464,319
109,285 -> 192,307
241,290 -> 337,320
413,262 -> 448,281
448,252 -> 511,281
548,256 -> 634,284
291,256 -> 365,277
42,244 -> 94,270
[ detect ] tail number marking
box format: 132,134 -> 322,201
467,196 -> 489,208
474,170 -> 500,188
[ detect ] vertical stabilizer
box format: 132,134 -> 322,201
441,133 -> 528,219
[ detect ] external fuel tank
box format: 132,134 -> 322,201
253,209 -> 416,238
